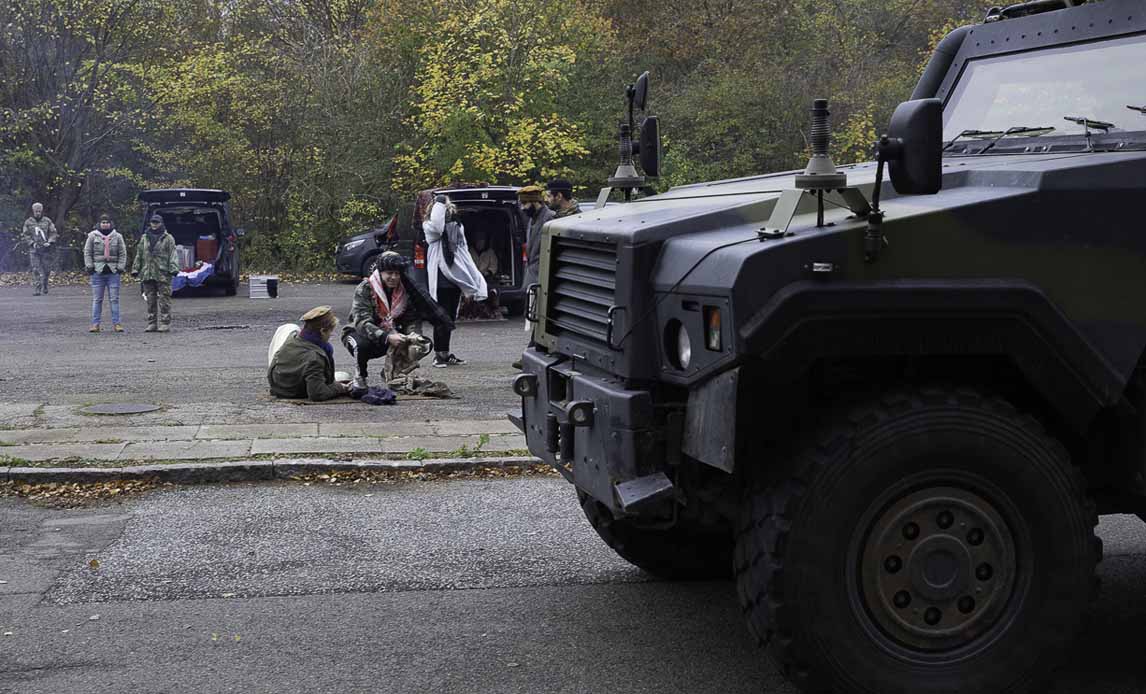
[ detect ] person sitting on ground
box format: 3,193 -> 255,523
268,306 -> 351,402
342,251 -> 454,389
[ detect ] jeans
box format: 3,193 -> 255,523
90,271 -> 121,325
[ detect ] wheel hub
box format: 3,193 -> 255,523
858,486 -> 1017,652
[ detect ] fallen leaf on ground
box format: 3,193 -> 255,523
88,559 -> 100,570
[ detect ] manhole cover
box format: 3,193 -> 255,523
80,403 -> 162,416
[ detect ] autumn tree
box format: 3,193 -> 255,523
0,0 -> 169,245
387,0 -> 618,189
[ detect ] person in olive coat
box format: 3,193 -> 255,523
268,306 -> 350,401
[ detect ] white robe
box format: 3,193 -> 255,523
422,201 -> 488,302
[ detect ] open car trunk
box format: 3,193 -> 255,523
457,206 -> 520,291
151,207 -> 225,271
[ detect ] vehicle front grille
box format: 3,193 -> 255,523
546,237 -> 617,345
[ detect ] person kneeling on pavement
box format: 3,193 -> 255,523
268,306 -> 352,402
342,251 -> 454,390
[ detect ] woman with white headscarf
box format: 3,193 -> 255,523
422,195 -> 487,367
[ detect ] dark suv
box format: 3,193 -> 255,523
407,186 -> 529,314
138,189 -> 244,295
337,185 -> 591,314
334,215 -> 399,278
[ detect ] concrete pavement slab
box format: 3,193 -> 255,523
198,423 -> 318,440
119,440 -> 252,461
317,421 -> 426,438
0,425 -> 201,445
0,442 -> 127,462
0,403 -> 43,424
0,428 -> 83,444
250,437 -> 384,456
433,419 -> 522,436
86,425 -> 201,442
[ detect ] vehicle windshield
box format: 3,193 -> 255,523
943,33 -> 1146,143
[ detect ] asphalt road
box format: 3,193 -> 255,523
0,281 -> 524,424
3,478 -> 1146,694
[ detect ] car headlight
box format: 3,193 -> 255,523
677,323 -> 692,369
665,319 -> 692,370
342,239 -> 365,253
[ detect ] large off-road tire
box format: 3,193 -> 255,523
579,491 -> 732,580
734,388 -> 1100,694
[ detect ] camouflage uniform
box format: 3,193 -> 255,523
22,214 -> 58,295
131,228 -> 179,330
554,201 -> 582,219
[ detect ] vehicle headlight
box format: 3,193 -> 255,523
342,239 -> 365,252
677,323 -> 692,369
665,319 -> 692,370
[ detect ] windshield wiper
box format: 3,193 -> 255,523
1127,105 -> 1146,115
1063,116 -> 1115,132
942,129 -> 1003,151
977,125 -> 1057,154
1064,115 -> 1116,150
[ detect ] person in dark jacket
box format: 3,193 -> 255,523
341,251 -> 454,388
268,306 -> 350,401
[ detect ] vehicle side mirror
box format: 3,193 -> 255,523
639,116 -> 660,177
881,98 -> 943,195
633,71 -> 649,111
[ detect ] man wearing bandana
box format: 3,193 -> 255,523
341,251 -> 454,389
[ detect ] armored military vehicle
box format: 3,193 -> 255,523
511,0 -> 1146,691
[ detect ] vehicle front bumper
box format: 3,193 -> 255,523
515,347 -> 672,515
335,252 -> 360,274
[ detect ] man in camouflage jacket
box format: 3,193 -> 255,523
546,179 -> 581,219
22,202 -> 58,296
131,214 -> 179,332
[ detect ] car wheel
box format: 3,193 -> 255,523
362,253 -> 381,278
734,388 -> 1100,694
579,490 -> 732,580
224,254 -> 239,296
505,300 -> 525,317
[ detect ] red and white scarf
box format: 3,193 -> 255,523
368,269 -> 408,333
